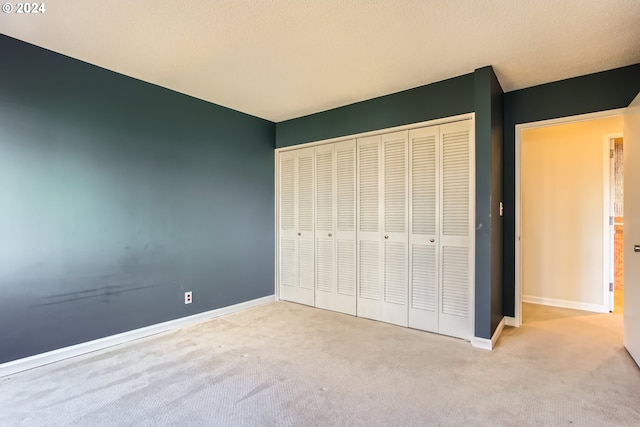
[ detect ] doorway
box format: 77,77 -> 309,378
514,110 -> 625,326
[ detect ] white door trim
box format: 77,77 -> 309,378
514,109 -> 624,327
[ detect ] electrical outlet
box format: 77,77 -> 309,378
185,291 -> 192,304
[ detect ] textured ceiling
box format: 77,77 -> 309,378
1,0 -> 639,122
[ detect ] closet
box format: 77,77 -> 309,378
277,119 -> 474,340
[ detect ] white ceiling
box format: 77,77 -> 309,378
1,1 -> 639,122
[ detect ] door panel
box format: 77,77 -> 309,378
278,148 -> 314,306
335,140 -> 357,314
314,144 -> 337,311
408,125 -> 439,332
438,121 -> 472,339
296,149 -> 315,305
357,135 -> 383,321
381,131 -> 408,326
279,151 -> 298,302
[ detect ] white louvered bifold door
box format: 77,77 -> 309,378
314,144 -> 337,312
438,120 -> 473,339
278,118 -> 472,338
279,150 -> 298,303
297,148 -> 316,306
314,141 -> 357,316
356,135 -> 383,321
334,140 -> 357,315
408,125 -> 439,333
278,147 -> 315,306
380,131 -> 409,326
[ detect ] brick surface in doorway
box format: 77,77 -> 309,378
615,216 -> 624,291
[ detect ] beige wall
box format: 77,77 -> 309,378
522,116 -> 622,310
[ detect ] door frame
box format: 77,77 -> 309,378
513,109 -> 624,327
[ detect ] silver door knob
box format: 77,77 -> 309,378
429,238 -> 435,243
328,233 -> 332,237
384,235 -> 389,239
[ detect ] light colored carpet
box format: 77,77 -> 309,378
1,302 -> 639,426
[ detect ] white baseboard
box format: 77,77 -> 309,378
471,317 -> 505,350
504,316 -> 518,327
522,295 -> 608,313
0,295 -> 275,378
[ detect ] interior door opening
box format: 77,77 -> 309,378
515,111 -> 624,326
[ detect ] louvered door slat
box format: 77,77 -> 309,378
337,146 -> 355,232
411,135 -> 436,235
359,240 -> 379,300
384,138 -> 407,233
280,239 -> 297,288
442,130 -> 470,237
299,154 -> 314,232
359,142 -> 379,233
441,247 -> 469,316
280,157 -> 296,231
316,150 -> 333,231
337,239 -> 355,296
299,239 -> 315,290
316,239 -> 334,293
384,242 -> 407,305
411,244 -> 436,311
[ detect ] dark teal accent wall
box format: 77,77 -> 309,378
490,71 -> 504,334
276,68 -> 501,339
503,64 -> 640,316
473,67 -> 504,339
0,35 -> 276,364
276,74 -> 474,147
